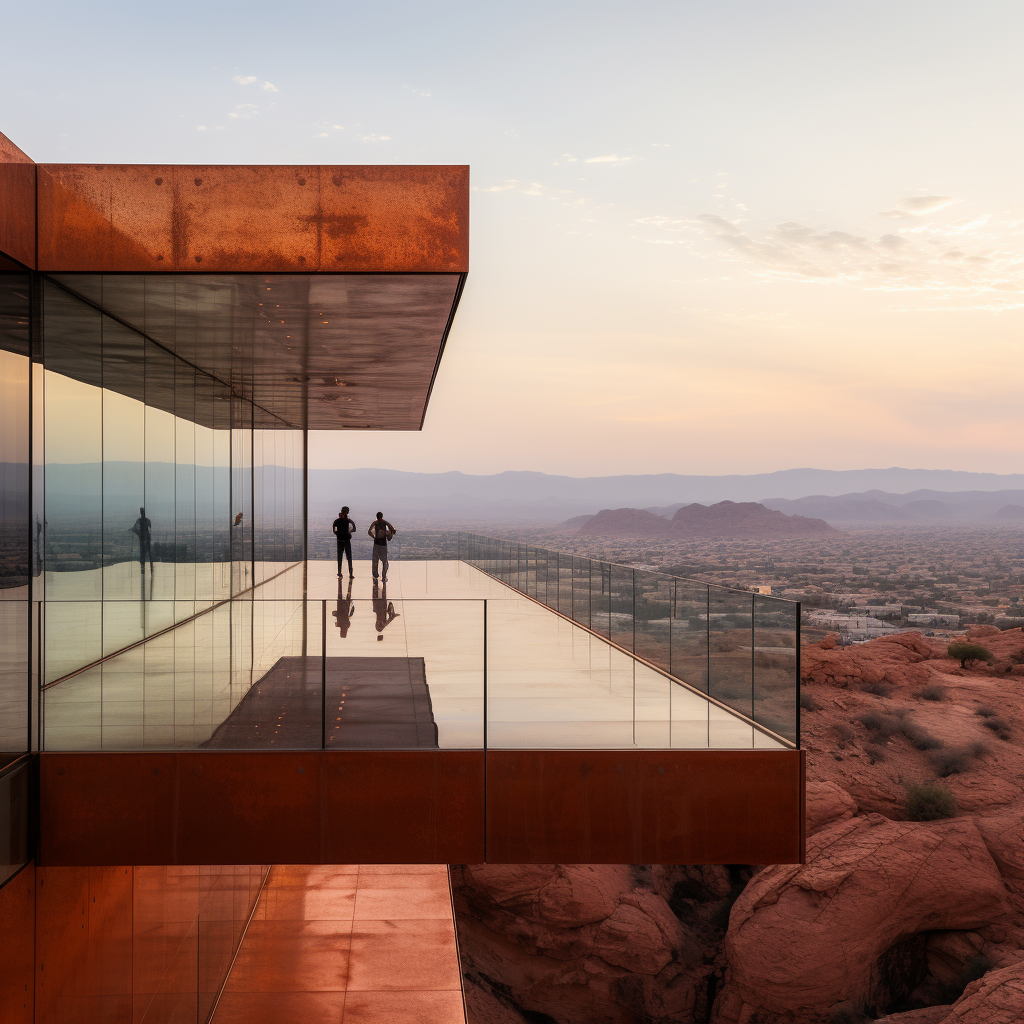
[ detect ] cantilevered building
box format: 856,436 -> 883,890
0,131 -> 803,1023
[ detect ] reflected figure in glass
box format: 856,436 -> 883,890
372,581 -> 399,639
130,507 -> 155,574
333,578 -> 355,638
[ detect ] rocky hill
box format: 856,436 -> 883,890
452,624 -> 1024,1024
577,500 -> 837,539
992,504 -> 1024,520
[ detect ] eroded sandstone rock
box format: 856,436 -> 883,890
806,780 -> 858,834
942,957 -> 1024,1023
716,815 -> 1008,1021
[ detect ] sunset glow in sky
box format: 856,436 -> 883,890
4,0 -> 1022,476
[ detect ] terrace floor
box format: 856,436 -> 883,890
40,560 -> 782,750
211,863 -> 465,1024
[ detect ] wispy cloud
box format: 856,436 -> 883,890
232,74 -> 256,85
228,103 -> 258,120
585,154 -> 632,165
356,133 -> 391,142
674,206 -> 1022,304
879,195 -> 958,219
261,81 -> 278,92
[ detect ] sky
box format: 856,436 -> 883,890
3,0 -> 1023,477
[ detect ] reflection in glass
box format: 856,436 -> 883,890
0,272 -> 31,762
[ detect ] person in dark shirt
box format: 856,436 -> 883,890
332,506 -> 356,578
367,512 -> 396,582
130,507 -> 154,573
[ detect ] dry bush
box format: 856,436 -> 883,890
863,680 -> 894,697
905,782 -> 957,821
981,717 -> 1011,741
948,641 -> 994,668
930,743 -> 986,778
919,684 -> 946,701
799,691 -> 821,712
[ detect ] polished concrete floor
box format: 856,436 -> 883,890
212,864 -> 465,1024
41,559 -> 779,750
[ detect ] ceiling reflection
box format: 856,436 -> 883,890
47,273 -> 463,430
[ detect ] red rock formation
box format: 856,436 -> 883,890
941,958 -> 1024,1022
578,507 -> 674,538
715,815 -> 1008,1021
668,500 -> 838,538
579,501 -> 836,539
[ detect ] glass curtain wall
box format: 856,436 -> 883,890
0,272 -> 31,768
38,280 -> 303,692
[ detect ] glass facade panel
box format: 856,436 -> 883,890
34,279 -> 304,734
0,272 -> 30,765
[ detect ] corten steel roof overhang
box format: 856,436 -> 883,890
0,130 -> 468,430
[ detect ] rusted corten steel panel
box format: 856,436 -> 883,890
0,863 -> 34,1024
0,131 -> 36,268
35,164 -> 469,273
38,751 -> 801,865
321,751 -> 485,863
485,750 -> 804,865
38,751 -> 485,866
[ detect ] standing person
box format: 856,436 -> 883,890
130,507 -> 154,574
367,512 -> 396,583
333,506 -> 356,578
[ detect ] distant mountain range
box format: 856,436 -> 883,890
308,467 -> 1024,525
760,490 -> 1024,524
578,502 -> 837,539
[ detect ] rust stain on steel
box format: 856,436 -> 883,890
36,164 -> 469,273
485,749 -> 805,865
0,131 -> 36,268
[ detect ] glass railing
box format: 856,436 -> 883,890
457,534 -> 800,747
40,591 -> 794,752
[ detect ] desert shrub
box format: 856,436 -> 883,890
901,721 -> 944,751
865,745 -> 887,764
799,691 -> 821,712
931,750 -> 969,777
904,782 -> 957,821
948,641 -> 994,668
1010,650 -> 1024,665
857,711 -> 901,741
975,705 -> 997,718
863,680 -> 894,697
981,717 -> 1011,741
930,747 -> 985,777
833,722 -> 855,747
919,684 -> 946,701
